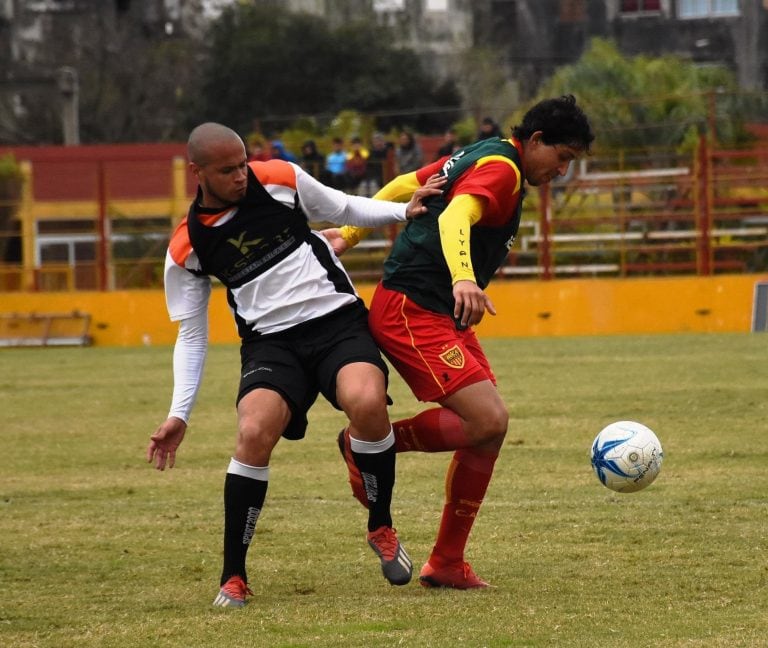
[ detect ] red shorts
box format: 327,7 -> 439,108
368,283 -> 495,402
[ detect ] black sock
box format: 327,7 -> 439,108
351,444 -> 395,532
220,472 -> 268,586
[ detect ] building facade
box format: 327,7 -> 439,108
472,0 -> 767,98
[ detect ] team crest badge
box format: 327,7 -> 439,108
439,345 -> 465,368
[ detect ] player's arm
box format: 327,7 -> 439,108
438,194 -> 496,328
333,171 -> 438,255
296,166 -> 438,229
438,193 -> 483,283
167,308 -> 209,425
147,256 -> 211,470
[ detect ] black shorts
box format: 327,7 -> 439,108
237,301 -> 389,440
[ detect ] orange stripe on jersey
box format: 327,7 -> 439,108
168,212 -> 225,266
248,159 -> 298,189
168,217 -> 192,266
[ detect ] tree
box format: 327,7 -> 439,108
78,7 -> 201,142
0,1 -> 206,144
454,47 -> 519,128
533,38 -> 747,152
185,4 -> 460,136
0,153 -> 23,262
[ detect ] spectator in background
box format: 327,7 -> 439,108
435,128 -> 459,160
324,137 -> 348,189
395,130 -> 423,175
477,116 -> 502,140
300,140 -> 325,179
270,139 -> 297,163
366,132 -> 394,195
247,136 -> 270,162
345,136 -> 369,195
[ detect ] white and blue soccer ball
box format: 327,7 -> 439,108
590,421 -> 663,493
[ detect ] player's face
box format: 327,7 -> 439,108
523,131 -> 582,186
191,141 -> 249,208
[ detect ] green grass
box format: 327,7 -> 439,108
1,333 -> 767,647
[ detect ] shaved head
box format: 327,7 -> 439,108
187,122 -> 249,208
188,122 -> 245,166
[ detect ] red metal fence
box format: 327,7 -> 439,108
505,136 -> 768,279
1,136 -> 767,292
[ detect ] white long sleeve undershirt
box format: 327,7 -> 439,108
167,309 -> 208,423
293,167 -> 408,227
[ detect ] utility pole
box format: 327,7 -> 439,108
56,66 -> 79,145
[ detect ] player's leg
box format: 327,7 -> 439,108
334,361 -> 412,585
418,381 -> 507,589
335,362 -> 393,526
338,283 -> 495,503
315,301 -> 412,586
396,337 -> 506,589
214,387 -> 288,608
215,339 -> 309,608
367,284 -> 507,588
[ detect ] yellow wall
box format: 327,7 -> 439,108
1,274 -> 765,346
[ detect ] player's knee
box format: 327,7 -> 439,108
339,378 -> 387,416
345,393 -> 388,425
236,419 -> 279,462
470,405 -> 508,446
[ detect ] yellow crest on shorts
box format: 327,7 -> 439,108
439,345 -> 465,368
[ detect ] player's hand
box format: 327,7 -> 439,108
404,173 -> 446,219
452,279 -> 496,327
320,227 -> 350,256
146,417 -> 187,471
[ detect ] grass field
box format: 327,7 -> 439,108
1,333 -> 767,647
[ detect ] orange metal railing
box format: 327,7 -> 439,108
1,139 -> 767,292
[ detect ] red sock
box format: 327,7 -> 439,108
392,408 -> 471,453
429,448 -> 498,567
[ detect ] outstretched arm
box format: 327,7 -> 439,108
147,308 -> 208,470
323,172 -> 445,255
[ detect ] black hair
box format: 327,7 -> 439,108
512,94 -> 594,153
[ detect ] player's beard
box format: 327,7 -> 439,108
202,178 -> 246,208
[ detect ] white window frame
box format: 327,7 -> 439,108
677,0 -> 740,19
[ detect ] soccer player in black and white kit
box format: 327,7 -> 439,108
146,122 -> 445,607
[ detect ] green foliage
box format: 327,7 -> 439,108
1,334 -> 767,646
261,110 -> 379,159
190,4 -> 459,137
537,38 -> 748,152
451,116 -> 479,147
455,47 -> 520,127
0,153 -> 23,183
0,153 -> 23,260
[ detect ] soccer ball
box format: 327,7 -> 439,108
590,421 -> 663,493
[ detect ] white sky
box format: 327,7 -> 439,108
201,0 -> 234,18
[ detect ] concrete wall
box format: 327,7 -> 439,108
2,274 -> 765,347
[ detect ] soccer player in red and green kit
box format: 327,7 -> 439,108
325,95 -> 594,588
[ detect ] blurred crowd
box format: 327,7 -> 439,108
245,117 -> 505,198
246,130 -> 424,197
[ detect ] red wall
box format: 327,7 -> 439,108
0,143 -> 196,201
